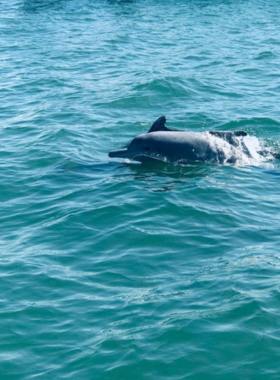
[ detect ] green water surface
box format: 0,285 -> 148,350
1,0 -> 280,379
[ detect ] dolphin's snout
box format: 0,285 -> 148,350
108,148 -> 128,158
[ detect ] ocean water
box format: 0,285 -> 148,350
1,0 -> 280,378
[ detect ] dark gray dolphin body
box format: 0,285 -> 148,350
109,116 -> 249,164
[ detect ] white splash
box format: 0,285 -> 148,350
205,132 -> 274,166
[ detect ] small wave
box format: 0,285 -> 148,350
254,51 -> 276,60
217,117 -> 280,130
133,77 -> 195,97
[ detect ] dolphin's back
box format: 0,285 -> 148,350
144,131 -> 210,161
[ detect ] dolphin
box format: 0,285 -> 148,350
108,116 -> 254,164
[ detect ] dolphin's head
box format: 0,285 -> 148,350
109,116 -> 170,162
109,134 -> 156,161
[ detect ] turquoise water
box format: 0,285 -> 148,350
1,0 -> 280,378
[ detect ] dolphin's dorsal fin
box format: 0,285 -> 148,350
148,116 -> 183,133
148,116 -> 171,133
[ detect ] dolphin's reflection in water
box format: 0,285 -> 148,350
107,0 -> 134,3
60,158 -> 213,193
22,0 -> 68,12
23,0 -> 133,12
122,161 -> 211,192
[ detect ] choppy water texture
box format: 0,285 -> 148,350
1,0 -> 280,379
